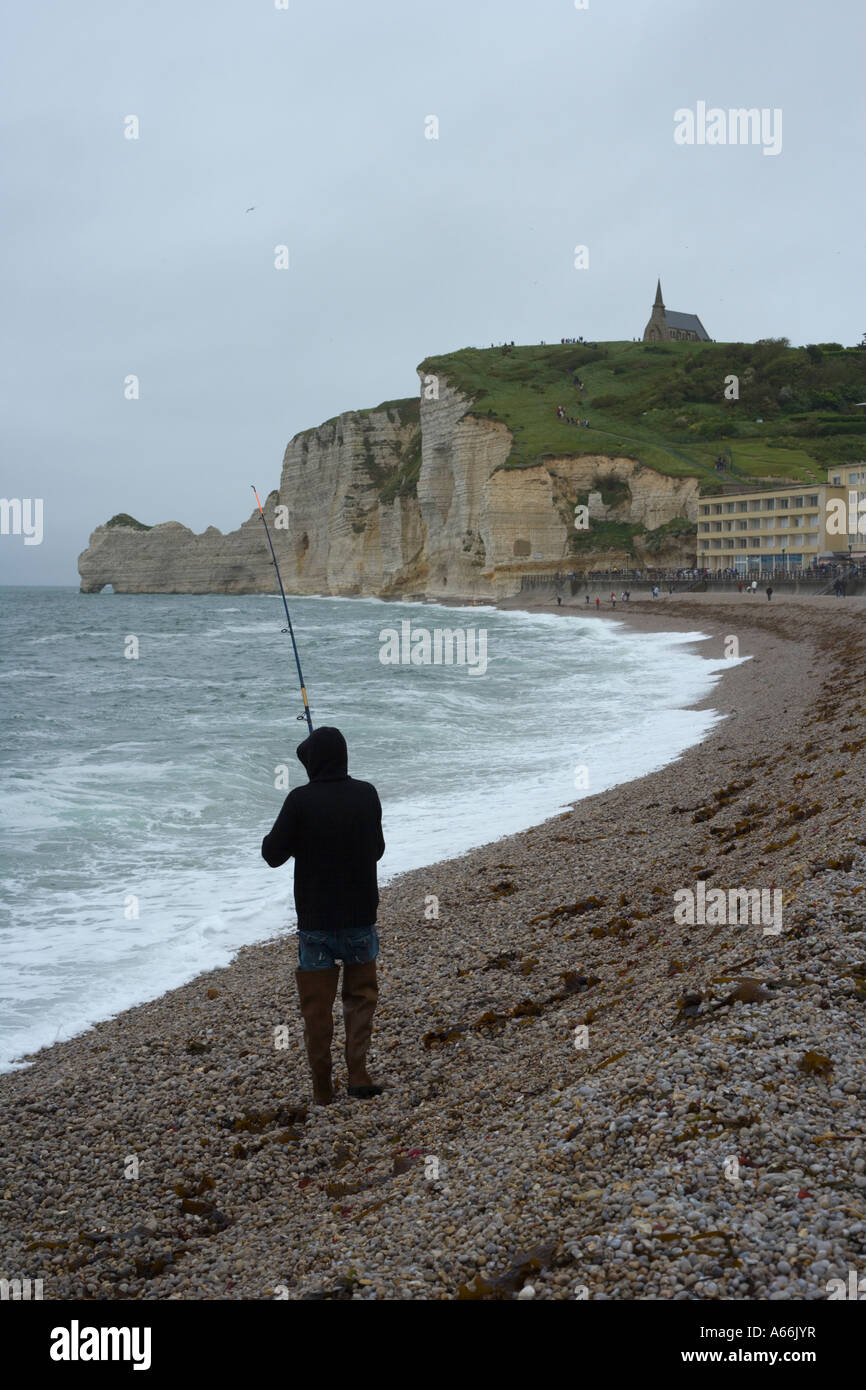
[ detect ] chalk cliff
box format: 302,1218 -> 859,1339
78,380 -> 699,599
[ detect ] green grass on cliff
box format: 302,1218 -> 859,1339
379,430 -> 422,504
364,397 -> 421,427
105,513 -> 151,530
417,339 -> 866,489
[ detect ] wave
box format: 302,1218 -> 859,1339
0,591 -> 732,1071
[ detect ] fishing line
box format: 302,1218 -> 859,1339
251,485 -> 313,733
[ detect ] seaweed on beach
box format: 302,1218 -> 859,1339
456,1241 -> 560,1299
529,896 -> 606,926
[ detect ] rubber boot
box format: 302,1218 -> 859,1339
342,960 -> 384,1098
295,967 -> 339,1104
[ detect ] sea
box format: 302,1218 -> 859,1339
0,587 -> 739,1071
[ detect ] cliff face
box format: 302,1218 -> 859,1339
276,403 -> 425,596
78,384 -> 699,599
78,519 -> 276,595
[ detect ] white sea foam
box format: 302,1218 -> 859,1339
0,591 -> 739,1071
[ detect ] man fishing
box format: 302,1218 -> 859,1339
261,726 -> 386,1105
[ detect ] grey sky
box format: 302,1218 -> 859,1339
1,0 -> 863,585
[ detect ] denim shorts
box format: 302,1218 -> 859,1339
297,925 -> 379,971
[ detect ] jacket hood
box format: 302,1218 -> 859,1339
296,726 -> 349,782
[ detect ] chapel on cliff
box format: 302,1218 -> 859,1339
642,280 -> 710,343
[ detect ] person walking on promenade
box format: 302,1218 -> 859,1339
595,596 -> 600,609
585,592 -> 590,605
262,726 -> 385,1105
766,585 -> 773,601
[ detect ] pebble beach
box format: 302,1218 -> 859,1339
1,591 -> 864,1301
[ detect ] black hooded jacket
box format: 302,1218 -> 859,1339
261,726 -> 385,932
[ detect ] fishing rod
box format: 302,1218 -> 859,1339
251,485 -> 313,733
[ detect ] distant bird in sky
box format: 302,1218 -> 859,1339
245,206 -> 256,213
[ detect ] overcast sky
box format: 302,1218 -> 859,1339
1,0 -> 863,585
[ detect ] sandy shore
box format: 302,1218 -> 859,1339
1,592 -> 864,1300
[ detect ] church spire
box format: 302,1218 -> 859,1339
654,278 -> 664,307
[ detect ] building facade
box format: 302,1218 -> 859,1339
695,464 -> 866,573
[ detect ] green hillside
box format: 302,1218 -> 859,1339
418,339 -> 866,492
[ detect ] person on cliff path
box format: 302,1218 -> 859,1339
261,726 -> 385,1105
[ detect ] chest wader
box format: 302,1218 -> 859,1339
295,960 -> 384,1103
